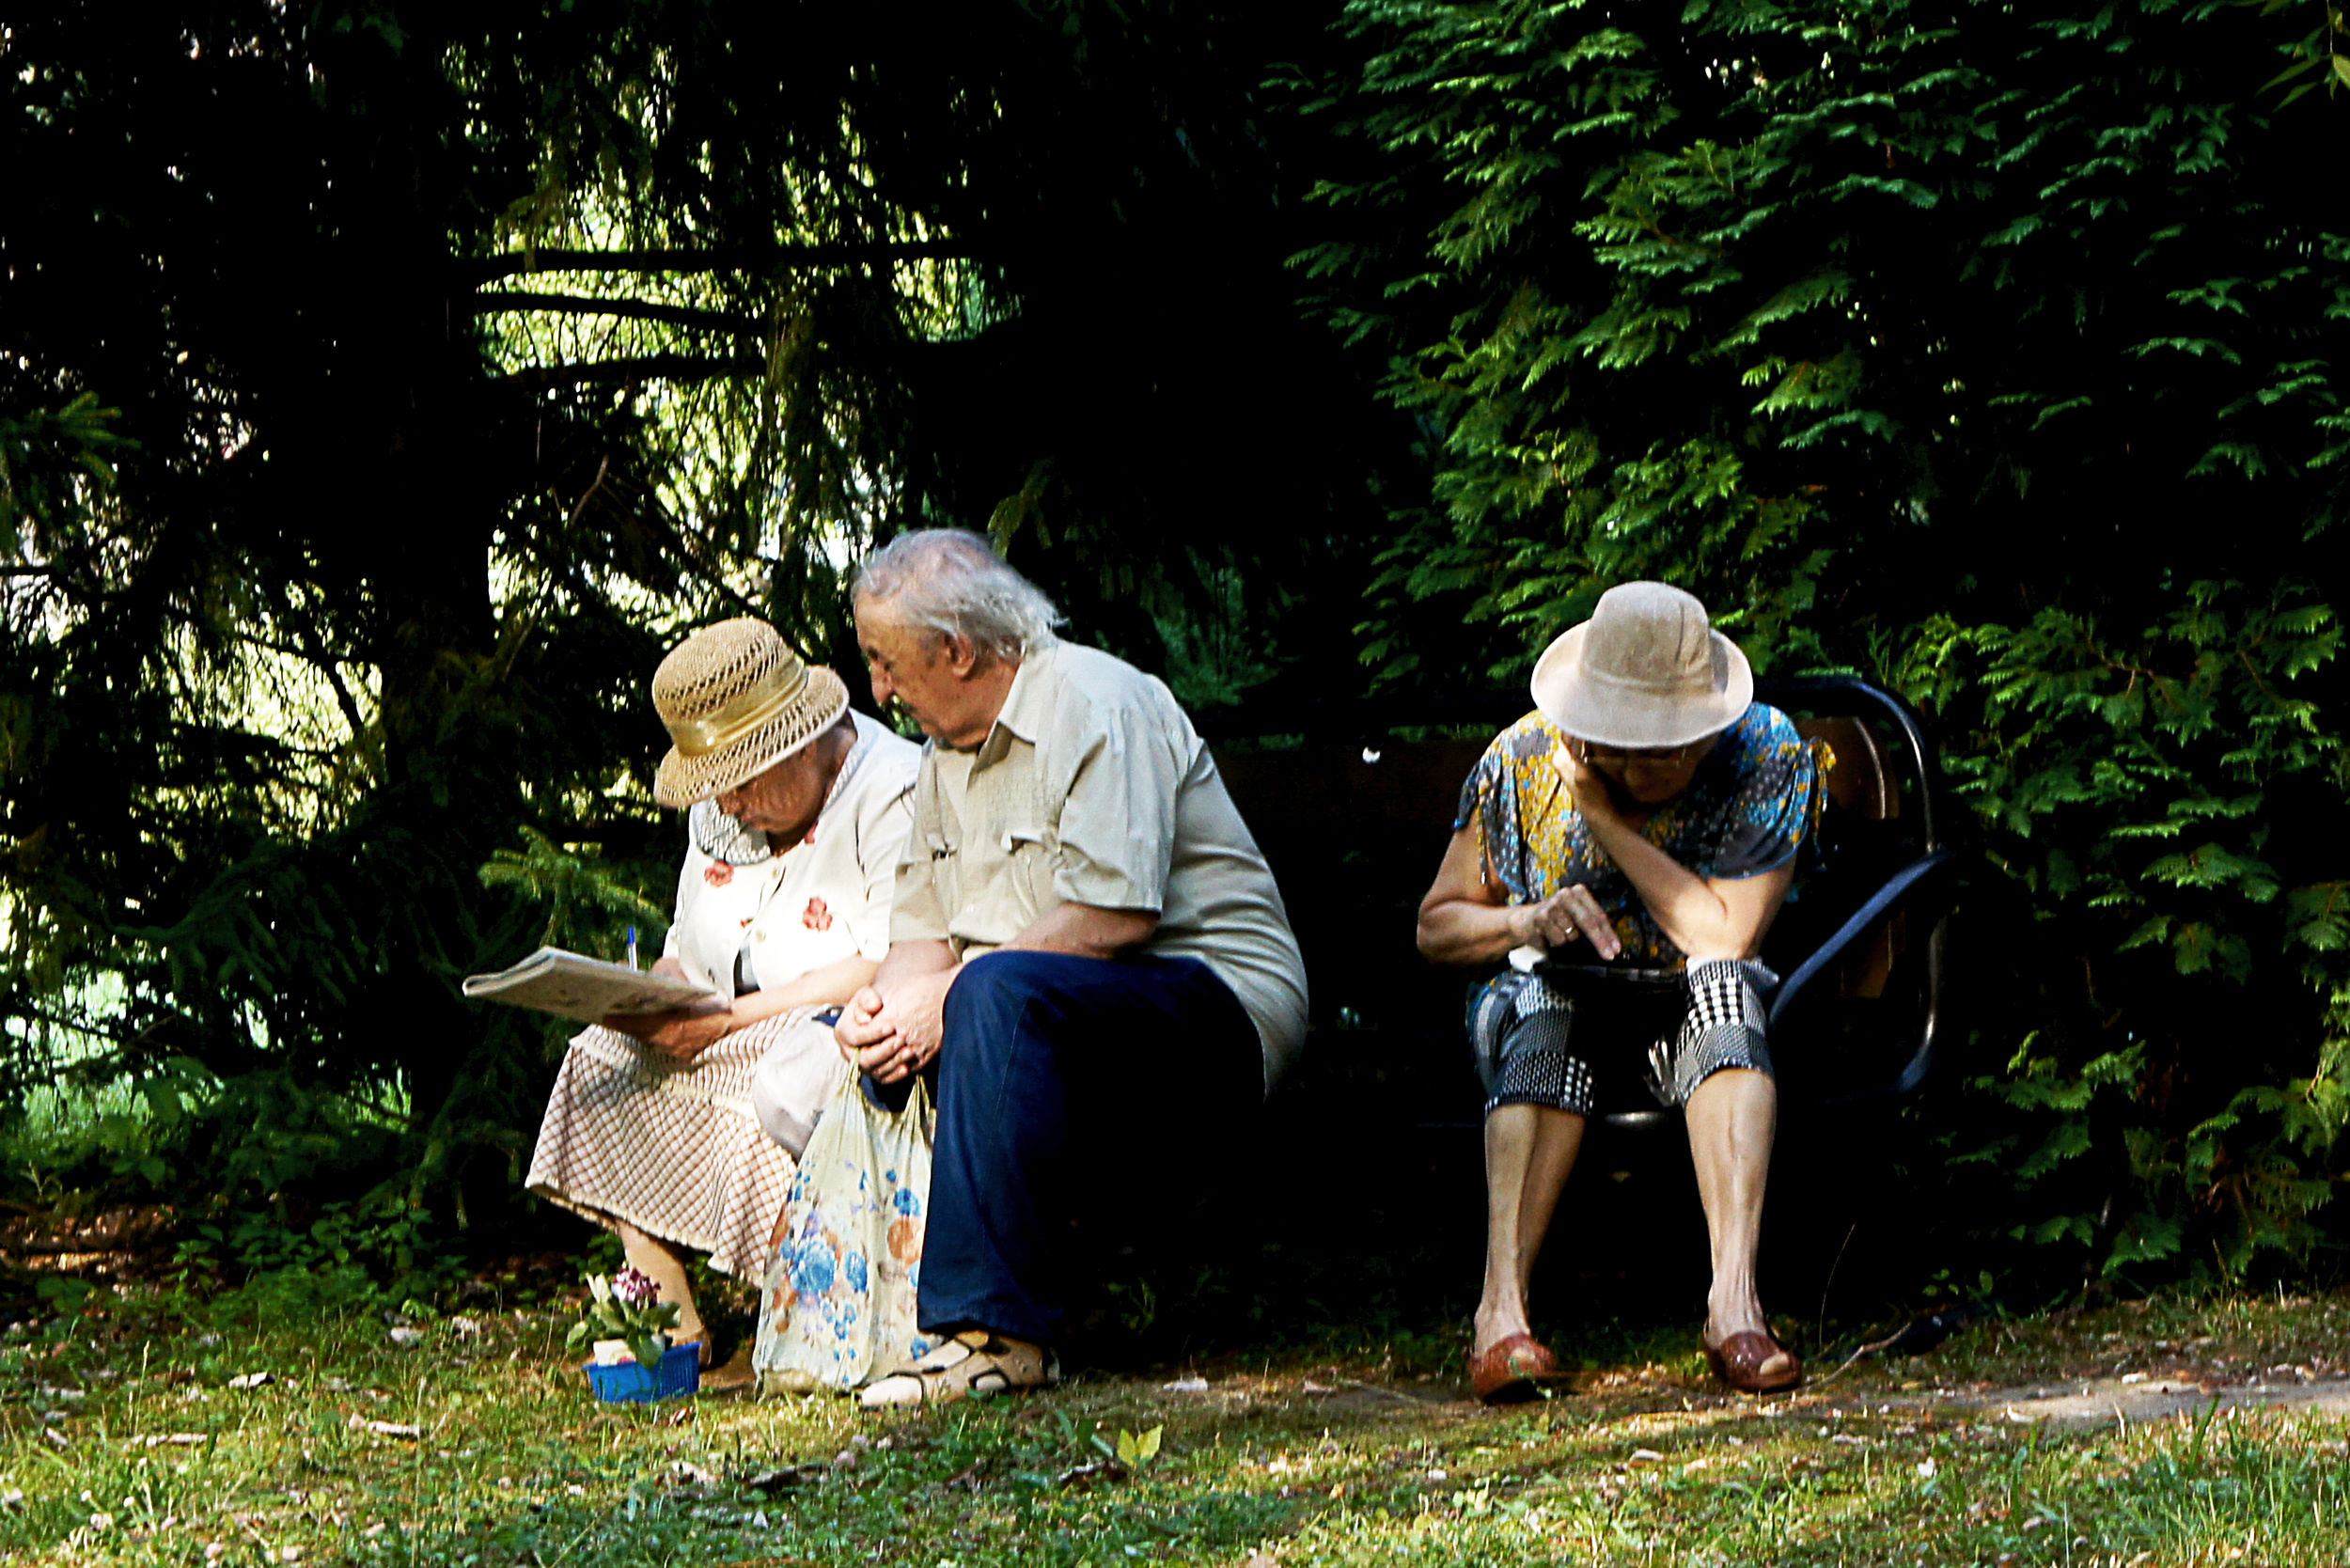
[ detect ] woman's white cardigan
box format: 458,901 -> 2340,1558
663,712 -> 920,999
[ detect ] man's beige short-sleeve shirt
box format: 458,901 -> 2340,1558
890,640 -> 1308,1084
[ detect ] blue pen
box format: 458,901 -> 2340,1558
626,927 -> 639,971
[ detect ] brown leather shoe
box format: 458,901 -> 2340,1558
699,1341 -> 756,1396
1702,1329 -> 1802,1394
1469,1333 -> 1570,1405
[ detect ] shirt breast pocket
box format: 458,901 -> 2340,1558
925,828 -> 961,920
997,820 -> 1059,920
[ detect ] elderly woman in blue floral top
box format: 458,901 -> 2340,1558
1418,583 -> 1829,1401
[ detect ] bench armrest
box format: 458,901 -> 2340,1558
1766,848 -> 1953,1031
1766,848 -> 1957,1106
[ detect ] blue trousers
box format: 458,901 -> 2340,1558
917,949 -> 1262,1346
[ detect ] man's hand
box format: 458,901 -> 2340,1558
834,984 -> 895,1054
603,998 -> 735,1062
846,968 -> 957,1084
1507,885 -> 1623,962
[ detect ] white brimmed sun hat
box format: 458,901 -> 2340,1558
1529,582 -> 1753,748
650,618 -> 850,808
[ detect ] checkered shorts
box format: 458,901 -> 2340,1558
1467,959 -> 1777,1118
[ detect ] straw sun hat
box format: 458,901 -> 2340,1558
650,619 -> 850,808
1529,582 -> 1753,749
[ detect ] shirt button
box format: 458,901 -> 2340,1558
755,931 -> 767,942
999,831 -> 1017,852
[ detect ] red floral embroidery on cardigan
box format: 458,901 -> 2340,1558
802,896 -> 834,932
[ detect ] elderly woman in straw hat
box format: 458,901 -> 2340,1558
1418,583 -> 1829,1400
525,619 -> 919,1388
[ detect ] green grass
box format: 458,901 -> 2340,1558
4,1280 -> 2349,1566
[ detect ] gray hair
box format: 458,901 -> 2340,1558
851,528 -> 1063,663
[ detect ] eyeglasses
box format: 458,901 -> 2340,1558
1573,739 -> 1708,771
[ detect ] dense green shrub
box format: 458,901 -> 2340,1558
1297,0 -> 2350,1281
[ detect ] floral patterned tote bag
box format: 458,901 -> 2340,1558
753,1075 -> 934,1394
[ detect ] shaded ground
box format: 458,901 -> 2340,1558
4,1278 -> 2349,1565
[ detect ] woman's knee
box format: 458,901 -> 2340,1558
1678,1058 -> 1776,1111
1484,1100 -> 1588,1129
1682,1065 -> 1777,1142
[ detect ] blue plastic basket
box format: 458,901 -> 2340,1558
583,1341 -> 700,1403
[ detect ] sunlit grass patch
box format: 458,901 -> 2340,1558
4,1281 -> 2350,1565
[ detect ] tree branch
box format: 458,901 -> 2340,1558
465,242 -> 970,286
471,290 -> 763,337
270,586 -> 372,746
501,354 -> 767,390
1,999 -> 145,1048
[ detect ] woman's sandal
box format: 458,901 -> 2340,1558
1702,1328 -> 1803,1394
1468,1333 -> 1572,1405
699,1341 -> 756,1395
858,1329 -> 1060,1411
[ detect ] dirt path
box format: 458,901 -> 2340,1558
1175,1361 -> 2350,1435
1947,1371 -> 2350,1429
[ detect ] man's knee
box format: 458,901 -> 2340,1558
943,949 -> 1084,1039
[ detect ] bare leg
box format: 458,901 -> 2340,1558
616,1220 -> 706,1344
1471,1103 -> 1586,1356
1684,1068 -> 1791,1374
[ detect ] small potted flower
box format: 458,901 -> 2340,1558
566,1266 -> 700,1402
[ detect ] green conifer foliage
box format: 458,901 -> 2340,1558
2,2 -> 1397,1254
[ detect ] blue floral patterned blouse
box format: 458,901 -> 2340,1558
1453,703 -> 1830,967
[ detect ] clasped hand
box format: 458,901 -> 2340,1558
834,968 -> 956,1084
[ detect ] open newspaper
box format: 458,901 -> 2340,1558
462,948 -> 719,1024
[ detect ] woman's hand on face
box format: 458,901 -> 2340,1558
1550,742 -> 1619,823
1507,885 -> 1624,962
603,999 -> 734,1061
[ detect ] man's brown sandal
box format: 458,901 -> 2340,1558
859,1329 -> 1060,1411
1702,1329 -> 1802,1394
1469,1333 -> 1572,1405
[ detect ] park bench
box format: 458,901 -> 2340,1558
1052,678 -> 1960,1344
1208,676 -> 1955,1134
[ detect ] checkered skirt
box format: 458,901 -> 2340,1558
525,1010 -> 823,1279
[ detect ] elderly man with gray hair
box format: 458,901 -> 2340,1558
836,528 -> 1306,1408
